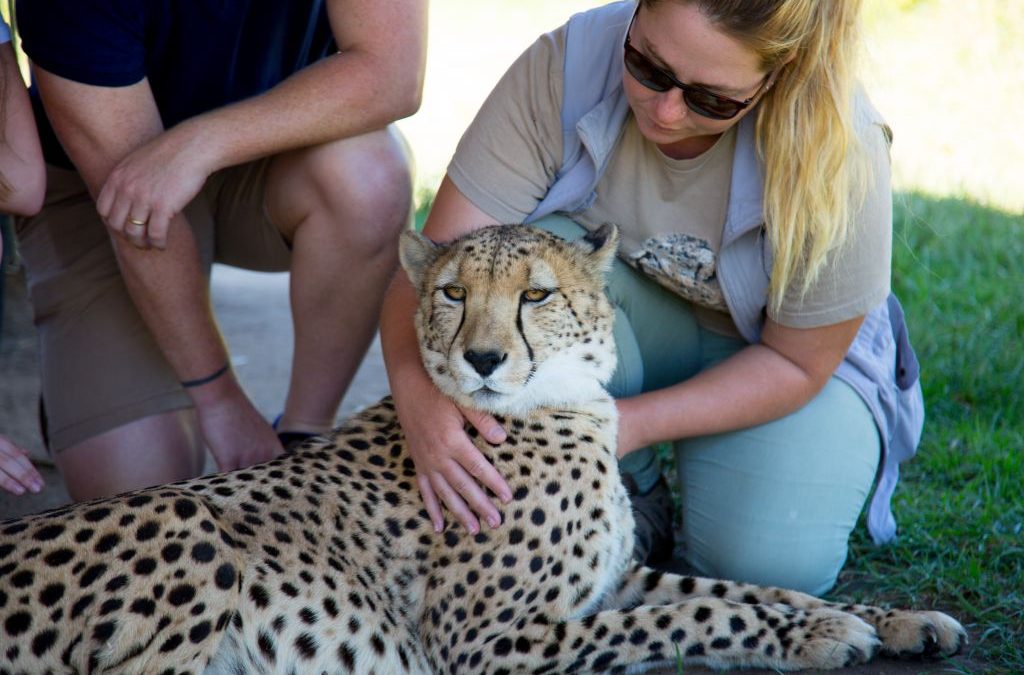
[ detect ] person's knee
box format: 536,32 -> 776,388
56,410 -> 205,501
302,128 -> 412,251
686,532 -> 846,596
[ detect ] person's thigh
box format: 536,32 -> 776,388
206,156 -> 291,271
675,376 -> 880,595
13,166 -> 202,452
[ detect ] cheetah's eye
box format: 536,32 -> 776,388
441,285 -> 466,302
522,288 -> 552,303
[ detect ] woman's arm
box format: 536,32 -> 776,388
616,315 -> 864,456
380,176 -> 512,534
0,42 -> 44,216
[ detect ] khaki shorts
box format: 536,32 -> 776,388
15,160 -> 291,452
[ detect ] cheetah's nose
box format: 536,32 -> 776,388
464,349 -> 507,378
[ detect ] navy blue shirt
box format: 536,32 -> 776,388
18,0 -> 337,168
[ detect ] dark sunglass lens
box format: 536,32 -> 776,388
624,41 -> 747,120
684,89 -> 739,120
624,48 -> 672,92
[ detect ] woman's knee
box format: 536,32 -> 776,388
683,526 -> 849,595
675,378 -> 880,595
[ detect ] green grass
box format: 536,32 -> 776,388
831,192 -> 1024,672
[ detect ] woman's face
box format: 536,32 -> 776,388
623,2 -> 768,156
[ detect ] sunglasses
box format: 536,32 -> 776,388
623,10 -> 771,121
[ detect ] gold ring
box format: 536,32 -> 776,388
128,218 -> 147,226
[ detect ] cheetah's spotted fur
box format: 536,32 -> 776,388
1,224 -> 965,673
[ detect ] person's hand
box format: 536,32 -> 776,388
0,435 -> 45,496
96,123 -> 214,250
192,386 -> 284,472
395,379 -> 511,534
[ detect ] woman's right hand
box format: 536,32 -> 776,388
381,174 -> 512,533
394,373 -> 511,535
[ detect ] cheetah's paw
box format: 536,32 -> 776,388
785,608 -> 882,670
875,610 -> 967,658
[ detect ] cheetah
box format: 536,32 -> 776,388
0,224 -> 965,674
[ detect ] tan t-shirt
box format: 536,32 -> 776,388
448,23 -> 891,334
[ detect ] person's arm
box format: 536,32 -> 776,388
96,0 -> 427,249
0,42 -> 44,216
380,176 -> 512,534
34,69 -> 279,471
615,316 -> 864,456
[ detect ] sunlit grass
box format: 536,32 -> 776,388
860,0 -> 1024,212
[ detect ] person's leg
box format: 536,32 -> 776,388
675,352 -> 880,595
263,126 -> 413,435
14,166 -> 207,501
53,411 -> 205,501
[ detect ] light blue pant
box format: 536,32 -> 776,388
537,216 -> 879,595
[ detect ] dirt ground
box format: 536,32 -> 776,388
0,265 -> 977,674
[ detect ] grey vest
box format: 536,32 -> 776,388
525,0 -> 923,544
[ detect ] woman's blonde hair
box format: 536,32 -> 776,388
644,0 -> 871,311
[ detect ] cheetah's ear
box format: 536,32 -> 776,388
574,223 -> 619,278
399,230 -> 445,290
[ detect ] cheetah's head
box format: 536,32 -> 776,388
400,224 -> 618,415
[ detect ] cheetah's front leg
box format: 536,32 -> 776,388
607,566 -> 967,660
467,600 -> 879,673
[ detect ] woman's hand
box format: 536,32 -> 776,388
394,374 -> 511,534
0,435 -> 44,496
380,173 -> 512,532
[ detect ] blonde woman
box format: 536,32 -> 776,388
383,0 -> 922,595
1,12 -> 46,496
